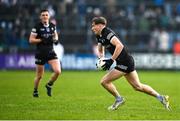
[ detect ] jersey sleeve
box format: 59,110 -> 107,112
54,26 -> 57,33
103,28 -> 115,42
50,23 -> 57,33
30,24 -> 38,36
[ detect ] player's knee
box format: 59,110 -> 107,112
54,69 -> 61,75
100,79 -> 105,86
100,79 -> 108,86
133,85 -> 143,91
36,75 -> 42,80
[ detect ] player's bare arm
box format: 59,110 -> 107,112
29,33 -> 42,44
110,36 -> 124,60
97,43 -> 105,58
54,31 -> 59,40
53,30 -> 59,41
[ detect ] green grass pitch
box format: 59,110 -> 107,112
0,70 -> 180,120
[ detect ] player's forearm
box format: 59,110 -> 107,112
111,45 -> 123,60
98,52 -> 104,58
98,46 -> 105,58
52,32 -> 58,40
52,33 -> 59,45
29,38 -> 41,44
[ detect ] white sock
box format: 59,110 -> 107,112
116,96 -> 122,101
156,95 -> 163,102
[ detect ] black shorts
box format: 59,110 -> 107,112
114,55 -> 135,73
35,50 -> 58,65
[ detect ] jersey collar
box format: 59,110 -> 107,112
41,22 -> 50,27
43,23 -> 49,27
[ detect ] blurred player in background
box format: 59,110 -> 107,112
91,16 -> 170,111
29,9 -> 61,97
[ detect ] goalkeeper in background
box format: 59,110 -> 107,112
29,9 -> 61,97
91,16 -> 170,111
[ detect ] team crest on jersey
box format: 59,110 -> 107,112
99,39 -> 105,43
46,27 -> 50,32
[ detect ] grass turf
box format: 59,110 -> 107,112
0,70 -> 179,120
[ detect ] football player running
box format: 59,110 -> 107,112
91,16 -> 170,111
29,9 -> 61,97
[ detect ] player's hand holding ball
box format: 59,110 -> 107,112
96,58 -> 105,70
102,58 -> 114,70
96,58 -> 114,70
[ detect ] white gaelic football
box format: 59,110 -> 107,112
96,58 -> 106,69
